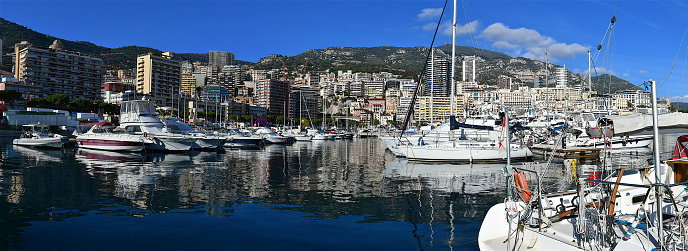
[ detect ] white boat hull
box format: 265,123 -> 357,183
574,135 -> 653,149
264,136 -> 287,144
294,135 -> 312,141
192,137 -> 225,149
392,143 -> 532,162
146,135 -> 195,151
13,137 -> 66,148
75,135 -> 150,152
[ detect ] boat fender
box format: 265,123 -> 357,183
514,170 -> 531,202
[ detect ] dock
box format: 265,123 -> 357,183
530,144 -> 601,159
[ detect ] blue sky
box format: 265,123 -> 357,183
2,0 -> 688,100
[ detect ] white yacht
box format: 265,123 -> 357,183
119,99 -> 196,151
163,118 -> 226,150
75,122 -> 153,151
253,127 -> 287,144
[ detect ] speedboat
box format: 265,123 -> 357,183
253,127 -> 287,144
13,123 -> 68,148
75,122 -> 153,152
223,130 -> 263,147
163,118 -> 226,150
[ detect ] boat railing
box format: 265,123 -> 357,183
584,177 -> 688,248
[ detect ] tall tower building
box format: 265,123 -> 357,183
14,40 -> 103,101
462,56 -> 477,83
209,51 -> 235,68
256,79 -> 289,117
556,65 -> 567,86
424,53 -> 450,97
136,52 -> 181,107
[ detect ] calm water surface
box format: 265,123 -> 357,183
0,135 -> 674,250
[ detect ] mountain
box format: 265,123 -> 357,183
671,102 -> 688,110
587,74 -> 642,94
1,17 -> 640,92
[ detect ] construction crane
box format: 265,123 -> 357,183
101,52 -> 124,65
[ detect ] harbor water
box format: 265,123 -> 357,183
0,135 -> 677,250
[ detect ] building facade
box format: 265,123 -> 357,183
136,52 -> 181,107
209,51 -> 235,68
255,79 -> 290,117
14,40 -> 103,101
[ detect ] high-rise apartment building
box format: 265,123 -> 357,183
256,79 -> 289,117
209,51 -> 235,68
14,40 -> 103,101
425,53 -> 450,97
136,52 -> 181,107
556,66 -> 567,86
289,86 -> 319,119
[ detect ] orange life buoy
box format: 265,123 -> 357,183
514,170 -> 531,201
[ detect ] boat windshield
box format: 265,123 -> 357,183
121,100 -> 157,115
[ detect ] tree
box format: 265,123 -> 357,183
0,89 -> 23,108
45,94 -> 69,108
69,98 -> 93,112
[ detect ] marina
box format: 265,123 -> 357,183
0,133 -> 676,250
2,0 -> 688,249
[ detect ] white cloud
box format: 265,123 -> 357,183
479,22 -> 588,62
583,67 -> 616,76
492,41 -> 519,50
422,23 -> 438,31
639,70 -> 648,75
423,20 -> 479,37
456,20 -> 479,36
547,43 -> 588,60
669,95 -> 688,102
481,23 -> 553,47
417,8 -> 443,21
623,73 -> 630,78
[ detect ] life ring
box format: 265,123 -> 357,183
143,132 -> 148,138
514,170 -> 531,202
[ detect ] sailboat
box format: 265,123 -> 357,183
478,80 -> 688,250
388,0 -> 531,162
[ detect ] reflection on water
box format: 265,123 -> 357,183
0,135 -> 671,250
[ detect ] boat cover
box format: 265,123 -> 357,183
607,112 -> 688,136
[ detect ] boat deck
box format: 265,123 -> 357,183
531,144 -> 601,159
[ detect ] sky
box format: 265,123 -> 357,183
2,0 -> 688,100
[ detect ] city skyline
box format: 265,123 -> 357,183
2,0 -> 688,100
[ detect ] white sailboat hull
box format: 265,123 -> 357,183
392,143 -> 532,162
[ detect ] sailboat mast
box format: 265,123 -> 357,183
649,79 -> 663,247
450,0 -> 457,118
588,50 -> 592,94
431,48 -> 434,124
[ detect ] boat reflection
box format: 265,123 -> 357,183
383,158 -> 505,194
12,144 -> 64,163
